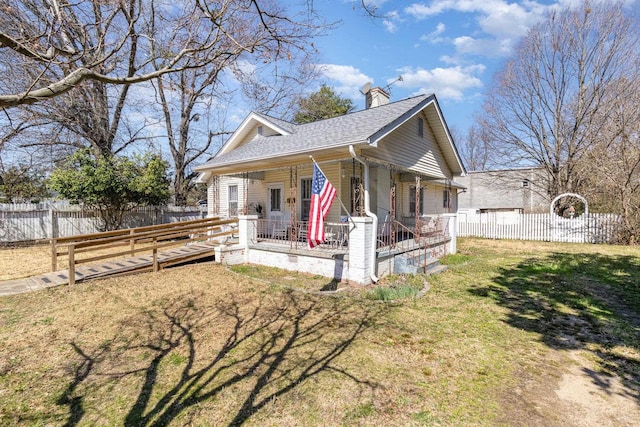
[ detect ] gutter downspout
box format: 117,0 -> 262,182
349,145 -> 378,283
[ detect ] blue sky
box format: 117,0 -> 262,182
305,0 -> 637,135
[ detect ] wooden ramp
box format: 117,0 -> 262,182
2,242 -> 219,295
51,217 -> 237,285
0,217 -> 238,296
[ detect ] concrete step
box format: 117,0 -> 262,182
394,251 -> 447,275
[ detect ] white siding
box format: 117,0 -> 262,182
210,163 -> 349,222
247,178 -> 266,214
218,176 -> 245,218
363,112 -> 452,179
237,124 -> 282,149
207,176 -> 216,217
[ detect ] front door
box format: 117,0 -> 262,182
267,184 -> 284,221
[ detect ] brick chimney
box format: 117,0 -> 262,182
365,86 -> 390,109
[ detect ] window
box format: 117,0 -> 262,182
409,185 -> 424,216
300,178 -> 312,220
257,125 -> 263,136
418,117 -> 424,138
522,179 -> 529,187
228,185 -> 238,217
443,190 -> 451,209
269,187 -> 281,212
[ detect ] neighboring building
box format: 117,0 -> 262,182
457,168 -> 549,214
194,87 -> 466,284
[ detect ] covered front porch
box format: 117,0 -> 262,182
221,212 -> 456,284
207,159 -> 459,284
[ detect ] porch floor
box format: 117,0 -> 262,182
250,239 -> 348,258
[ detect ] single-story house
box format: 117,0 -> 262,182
194,87 -> 466,284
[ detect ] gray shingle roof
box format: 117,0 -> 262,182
198,94 -> 433,170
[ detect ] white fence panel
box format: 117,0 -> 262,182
0,206 -> 204,243
458,213 -> 620,244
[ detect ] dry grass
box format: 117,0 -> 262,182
0,244 -> 53,281
0,238 -> 639,426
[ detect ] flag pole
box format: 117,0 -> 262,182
309,155 -> 355,225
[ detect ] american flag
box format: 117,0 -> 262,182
307,162 -> 336,249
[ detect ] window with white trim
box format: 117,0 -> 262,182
228,185 -> 238,217
269,187 -> 281,212
300,178 -> 312,220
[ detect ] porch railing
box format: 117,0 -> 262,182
253,215 -> 449,253
255,219 -> 349,250
378,216 -> 451,251
376,219 -> 413,248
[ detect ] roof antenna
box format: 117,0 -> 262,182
383,75 -> 403,93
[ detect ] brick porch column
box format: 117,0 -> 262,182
348,216 -> 374,285
237,215 -> 257,247
442,213 -> 457,254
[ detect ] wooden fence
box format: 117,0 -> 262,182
457,212 -> 620,244
0,204 -> 204,244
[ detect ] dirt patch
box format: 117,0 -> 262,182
554,351 -> 640,427
500,348 -> 640,427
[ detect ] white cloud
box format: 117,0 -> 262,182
476,2 -> 538,38
404,0 -> 552,57
404,0 -> 452,18
395,64 -> 485,101
420,22 -> 447,43
317,64 -> 373,99
383,10 -> 402,33
453,35 -> 513,57
439,54 -> 459,65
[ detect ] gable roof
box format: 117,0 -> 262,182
195,93 -> 465,175
253,111 -> 297,134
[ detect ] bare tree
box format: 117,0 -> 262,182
236,58 -> 320,120
146,1 -> 320,205
0,1 -> 325,160
458,123 -> 492,172
153,69 -> 232,206
580,73 -> 640,243
0,1 -> 323,108
477,1 -> 639,198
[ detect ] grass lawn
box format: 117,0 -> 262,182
0,238 -> 638,426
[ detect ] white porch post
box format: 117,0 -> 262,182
442,213 -> 458,254
238,215 -> 257,247
348,216 -> 374,285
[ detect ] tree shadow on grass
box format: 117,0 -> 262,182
55,343 -> 109,427
58,289 -> 383,426
469,251 -> 640,403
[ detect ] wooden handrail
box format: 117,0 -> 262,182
57,218 -> 233,250
50,217 -> 222,270
52,216 -> 220,245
